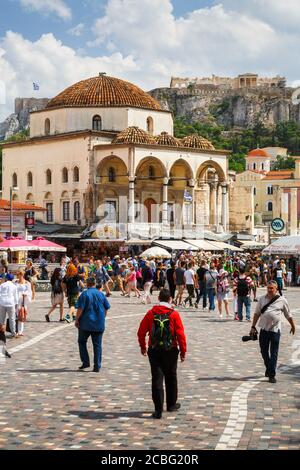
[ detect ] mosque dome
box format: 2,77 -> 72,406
181,135 -> 215,150
112,126 -> 157,145
46,74 -> 162,111
155,132 -> 181,147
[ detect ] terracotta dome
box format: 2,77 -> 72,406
181,135 -> 215,150
155,132 -> 181,147
248,149 -> 270,158
46,74 -> 162,111
112,127 -> 157,145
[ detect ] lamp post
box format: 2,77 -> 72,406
10,186 -> 19,237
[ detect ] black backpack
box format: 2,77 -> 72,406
237,277 -> 249,297
151,310 -> 174,351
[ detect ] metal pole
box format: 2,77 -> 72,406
10,187 -> 13,238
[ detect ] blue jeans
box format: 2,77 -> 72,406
237,296 -> 251,320
207,288 -> 216,311
259,329 -> 281,378
78,329 -> 103,370
196,281 -> 207,308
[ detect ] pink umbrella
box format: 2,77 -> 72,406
0,237 -> 33,252
29,237 -> 66,252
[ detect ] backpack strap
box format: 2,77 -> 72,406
260,295 -> 281,315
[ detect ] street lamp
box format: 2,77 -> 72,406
10,186 -> 19,237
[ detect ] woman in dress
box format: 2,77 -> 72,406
216,269 -> 230,319
46,268 -> 65,322
15,270 -> 32,337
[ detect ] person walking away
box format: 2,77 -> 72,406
250,281 -> 296,383
174,261 -> 186,307
15,270 -> 32,337
150,262 -> 166,294
137,289 -> 187,419
183,263 -> 197,308
141,262 -> 154,305
62,263 -> 81,323
76,277 -> 110,372
233,268 -> 253,322
46,268 -> 65,322
195,261 -> 208,310
204,263 -> 218,312
125,266 -> 140,298
166,262 -> 176,301
0,274 -> 19,338
272,262 -> 284,296
217,269 -> 230,319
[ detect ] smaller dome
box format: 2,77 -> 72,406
155,132 -> 181,147
248,149 -> 270,158
181,135 -> 215,150
112,126 -> 157,145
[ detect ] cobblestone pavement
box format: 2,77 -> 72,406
0,288 -> 299,450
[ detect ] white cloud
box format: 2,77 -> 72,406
0,31 -> 138,120
20,0 -> 72,20
68,23 -> 85,37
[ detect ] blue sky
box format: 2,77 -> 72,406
0,0 -> 299,120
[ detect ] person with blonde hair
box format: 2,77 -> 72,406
15,270 -> 32,337
62,263 -> 80,323
24,260 -> 38,301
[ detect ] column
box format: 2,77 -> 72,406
162,177 -> 169,225
189,179 -> 195,225
290,188 -> 298,236
209,182 -> 218,226
128,177 -> 135,224
221,183 -> 228,231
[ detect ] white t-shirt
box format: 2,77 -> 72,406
184,269 -> 195,285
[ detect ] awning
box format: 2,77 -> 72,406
211,241 -> 244,252
184,239 -> 223,251
239,240 -> 267,249
125,239 -> 152,246
80,239 -> 125,243
263,235 -> 300,255
153,240 -> 198,251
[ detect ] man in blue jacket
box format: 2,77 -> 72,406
75,277 -> 110,372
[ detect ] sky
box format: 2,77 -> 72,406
0,0 -> 300,120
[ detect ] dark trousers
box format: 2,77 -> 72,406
196,281 -> 207,308
184,285 -> 195,307
148,348 -> 179,412
259,329 -> 281,378
169,283 -> 176,300
275,278 -> 283,296
78,329 -> 103,370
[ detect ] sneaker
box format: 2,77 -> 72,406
152,411 -> 162,419
45,315 -> 50,323
93,368 -> 100,373
78,364 -> 90,371
64,316 -> 71,323
5,350 -> 12,359
219,314 -> 223,319
194,303 -> 198,309
269,377 -> 277,384
246,318 -> 251,322
167,403 -> 181,412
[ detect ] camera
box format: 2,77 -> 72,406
242,331 -> 258,342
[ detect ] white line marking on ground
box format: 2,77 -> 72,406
9,323 -> 71,354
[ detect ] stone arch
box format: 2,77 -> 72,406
12,194 -> 19,201
135,156 -> 167,180
169,159 -> 194,190
45,192 -> 53,200
96,156 -> 128,185
72,189 -> 80,198
61,191 -> 69,198
196,160 -> 226,184
26,193 -> 34,202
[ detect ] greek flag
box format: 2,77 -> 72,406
33,82 -> 40,91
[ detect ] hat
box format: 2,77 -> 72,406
6,273 -> 14,281
114,255 -> 120,259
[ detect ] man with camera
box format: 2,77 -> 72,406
249,281 -> 296,383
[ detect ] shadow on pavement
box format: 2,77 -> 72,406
68,410 -> 150,420
197,375 -> 262,382
17,368 -> 92,373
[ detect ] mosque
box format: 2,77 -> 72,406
2,74 -> 231,249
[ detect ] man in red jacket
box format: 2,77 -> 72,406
137,289 -> 187,419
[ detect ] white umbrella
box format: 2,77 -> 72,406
141,247 -> 171,259
262,235 -> 300,255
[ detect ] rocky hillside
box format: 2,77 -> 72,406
148,86 -> 300,128
0,98 -> 49,140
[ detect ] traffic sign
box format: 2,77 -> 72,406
271,218 -> 285,232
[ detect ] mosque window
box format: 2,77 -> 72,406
27,172 -> 33,187
147,117 -> 154,135
267,186 -> 273,195
74,201 -> 81,221
267,201 -> 273,212
149,166 -> 155,179
45,119 -> 50,136
253,187 -> 256,196
108,167 -> 116,183
46,169 -> 52,185
253,163 -> 256,170
62,167 -> 68,183
93,115 -> 102,131
73,166 -> 79,183
12,173 -> 18,187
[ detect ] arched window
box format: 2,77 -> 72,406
12,194 -> 19,201
261,163 -> 264,171
12,173 -> 18,187
93,115 -> 102,131
62,167 -> 68,183
253,163 -> 256,170
149,166 -> 155,180
147,117 -> 154,135
108,167 -> 116,183
253,187 -> 256,196
27,172 -> 33,187
73,166 -> 79,183
46,169 -> 52,185
26,193 -> 34,203
267,202 -> 273,212
45,118 -> 50,136
74,201 -> 81,221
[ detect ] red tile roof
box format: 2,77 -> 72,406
263,170 -> 294,180
0,200 -> 46,212
248,149 -> 270,158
